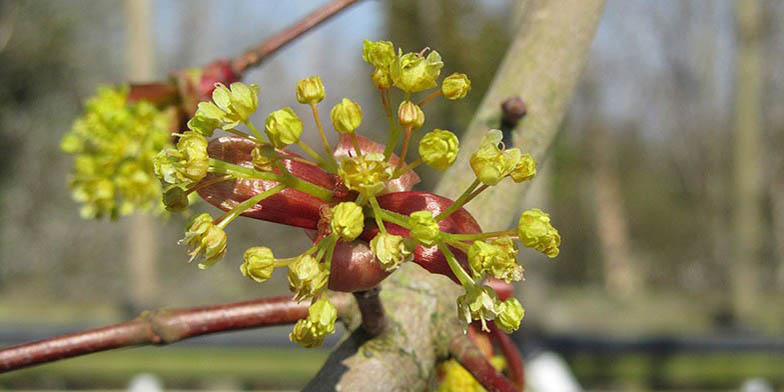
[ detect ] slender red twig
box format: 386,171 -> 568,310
489,323 -> 525,390
231,0 -> 361,74
0,295 -> 353,373
450,333 -> 519,392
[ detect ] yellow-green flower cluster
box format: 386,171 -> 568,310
288,254 -> 330,302
189,82 -> 259,136
518,209 -> 561,258
337,153 -> 393,196
330,98 -> 363,134
296,76 -> 326,104
265,108 -> 303,148
153,132 -> 210,188
331,202 -> 364,241
456,284 -> 524,333
469,129 -> 525,186
419,129 -> 459,170
241,246 -> 275,283
467,237 -> 523,283
370,233 -> 415,271
181,213 -> 228,269
61,86 -> 172,219
409,211 -> 441,247
289,297 -> 337,348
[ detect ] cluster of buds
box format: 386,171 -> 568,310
143,40 -> 559,347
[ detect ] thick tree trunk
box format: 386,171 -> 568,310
124,0 -> 160,309
305,1 -> 605,390
731,0 -> 763,320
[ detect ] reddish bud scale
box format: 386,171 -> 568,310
197,136 -> 483,291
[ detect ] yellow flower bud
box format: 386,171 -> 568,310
251,144 -> 277,171
469,130 -> 522,185
162,187 -> 189,213
419,129 -> 459,170
362,39 -> 396,68
509,153 -> 536,183
441,72 -> 471,100
288,254 -> 329,302
370,233 -> 414,271
180,213 -> 227,269
371,68 -> 391,89
517,209 -> 560,258
468,237 -> 523,282
187,113 -> 220,137
456,285 -> 500,331
295,76 -> 326,104
153,132 -> 209,187
495,297 -> 524,333
409,210 -> 440,247
289,298 -> 337,348
264,107 -> 303,148
331,202 -> 364,241
330,98 -> 363,134
397,100 -> 425,129
390,49 -> 444,93
241,246 -> 275,283
337,153 -> 394,196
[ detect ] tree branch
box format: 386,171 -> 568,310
231,0 -> 361,74
0,294 -> 352,373
489,322 -> 525,389
450,333 -> 519,392
353,287 -> 387,337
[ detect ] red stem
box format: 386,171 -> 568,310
489,322 -> 525,390
450,333 -> 519,392
0,295 -> 351,373
231,0 -> 361,74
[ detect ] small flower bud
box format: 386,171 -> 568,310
288,254 -> 329,302
162,187 -> 189,213
409,210 -> 440,247
330,98 -> 363,134
509,153 -> 536,183
441,73 -> 471,100
180,213 -> 227,269
457,284 -> 500,331
241,246 -> 275,283
517,209 -> 560,258
370,68 -> 391,89
469,130 -> 522,185
390,49 -> 444,93
296,76 -> 326,104
153,132 -> 210,187
251,144 -> 277,171
370,233 -> 415,271
289,298 -> 337,348
397,100 -> 425,129
418,129 -> 459,170
331,202 -> 364,241
362,39 -> 396,68
187,113 -> 220,137
337,153 -> 394,196
264,107 -> 303,148
495,297 -> 524,333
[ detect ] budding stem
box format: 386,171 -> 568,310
398,126 -> 414,167
394,158 -> 423,178
368,196 -> 387,234
216,184 -> 287,229
381,89 -> 402,159
245,120 -> 266,142
436,240 -> 474,287
309,103 -> 339,170
208,158 -> 333,201
418,90 -> 442,106
349,133 -> 363,157
186,175 -> 233,195
225,128 -> 258,141
443,229 -> 517,241
435,179 -> 481,221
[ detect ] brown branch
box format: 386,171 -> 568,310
450,332 -> 519,392
489,322 -> 525,389
0,294 -> 352,373
352,287 -> 387,337
231,0 -> 361,74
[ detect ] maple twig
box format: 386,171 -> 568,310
489,322 -> 525,389
0,294 -> 352,373
450,332 -> 519,392
231,0 -> 361,74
